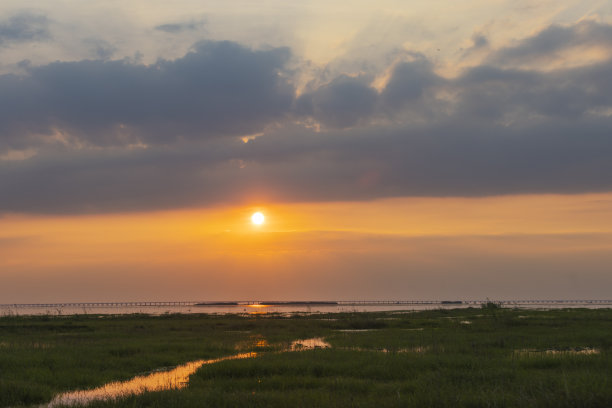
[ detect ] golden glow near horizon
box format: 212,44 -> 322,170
251,212 -> 265,225
2,193 -> 612,302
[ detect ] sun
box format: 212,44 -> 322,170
251,212 -> 265,225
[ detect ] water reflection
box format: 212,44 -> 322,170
342,346 -> 429,354
49,336 -> 437,406
47,352 -> 256,407
290,337 -> 331,350
234,334 -> 270,351
514,347 -> 600,357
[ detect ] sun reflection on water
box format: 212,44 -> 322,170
48,352 -> 257,407
48,337 -> 334,406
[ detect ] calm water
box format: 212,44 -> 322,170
47,353 -> 257,407
2,302 -> 610,316
47,338 -> 330,406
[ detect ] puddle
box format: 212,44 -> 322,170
290,337 -> 331,350
253,339 -> 269,348
402,328 -> 424,331
460,321 -> 472,325
235,335 -> 270,351
514,347 -> 600,357
47,352 -> 256,407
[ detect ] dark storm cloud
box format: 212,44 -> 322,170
1,22 -> 612,213
0,40 -> 293,151
0,12 -> 50,45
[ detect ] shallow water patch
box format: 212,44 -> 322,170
235,335 -> 270,351
47,337 -> 332,406
513,347 -> 600,358
290,337 -> 331,350
47,352 -> 256,407
342,346 -> 429,354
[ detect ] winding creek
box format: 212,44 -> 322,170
46,352 -> 257,407
46,338 -> 331,407
43,336 -> 600,406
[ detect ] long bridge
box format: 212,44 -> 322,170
1,299 -> 611,308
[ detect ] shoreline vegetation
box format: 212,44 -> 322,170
1,307 -> 610,407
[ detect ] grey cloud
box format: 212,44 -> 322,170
0,41 -> 293,151
295,58 -> 442,129
2,113 -> 612,214
237,118 -> 612,200
295,75 -> 377,128
1,21 -> 612,214
84,39 -> 117,60
155,20 -> 205,33
472,34 -> 488,49
0,12 -> 50,45
490,20 -> 612,65
455,59 -> 612,120
460,33 -> 489,58
380,59 -> 442,109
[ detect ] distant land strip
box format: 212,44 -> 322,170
2,300 -> 612,308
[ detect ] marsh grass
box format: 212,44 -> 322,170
0,308 -> 611,407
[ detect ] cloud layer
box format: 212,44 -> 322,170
0,12 -> 50,46
0,41 -> 293,151
1,21 -> 612,213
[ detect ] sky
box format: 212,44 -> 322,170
1,0 -> 612,302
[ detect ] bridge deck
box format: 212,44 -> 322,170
2,300 -> 611,308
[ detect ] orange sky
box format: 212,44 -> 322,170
2,193 -> 612,302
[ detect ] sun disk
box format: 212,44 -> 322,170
251,212 -> 265,225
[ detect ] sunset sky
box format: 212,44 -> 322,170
1,0 -> 612,302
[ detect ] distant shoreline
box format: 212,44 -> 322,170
1,299 -> 611,317
3,299 -> 611,308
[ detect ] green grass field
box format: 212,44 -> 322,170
1,307 -> 611,407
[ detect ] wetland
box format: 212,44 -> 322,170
0,307 -> 610,407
